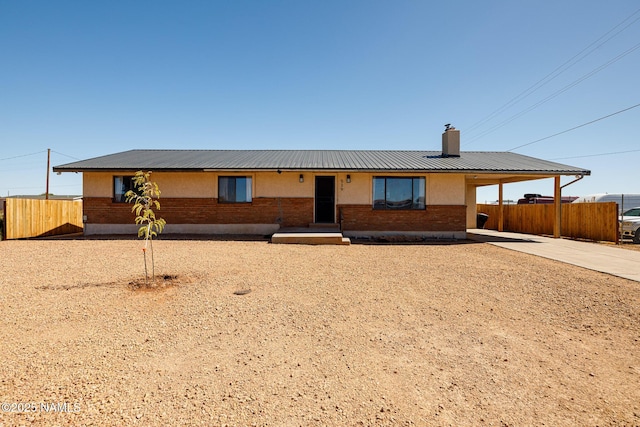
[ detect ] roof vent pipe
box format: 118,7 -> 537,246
442,125 -> 460,157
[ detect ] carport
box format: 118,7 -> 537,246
467,173 -> 589,238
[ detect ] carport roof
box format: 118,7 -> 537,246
54,149 -> 591,176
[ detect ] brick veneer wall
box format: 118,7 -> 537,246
83,197 -> 314,228
339,204 -> 467,231
84,197 -> 467,232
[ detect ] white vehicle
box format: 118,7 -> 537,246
620,207 -> 640,243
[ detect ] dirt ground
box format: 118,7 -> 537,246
0,238 -> 638,426
617,241 -> 640,252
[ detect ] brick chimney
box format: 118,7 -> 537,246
442,125 -> 460,157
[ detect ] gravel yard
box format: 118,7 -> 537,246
0,238 -> 639,426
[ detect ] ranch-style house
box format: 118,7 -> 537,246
53,128 -> 590,239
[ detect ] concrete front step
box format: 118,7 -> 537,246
271,232 -> 351,245
308,223 -> 340,231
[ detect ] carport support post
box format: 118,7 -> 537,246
498,181 -> 504,232
553,176 -> 561,238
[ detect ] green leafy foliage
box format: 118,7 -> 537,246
125,171 -> 166,284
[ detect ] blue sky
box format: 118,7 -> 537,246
1,1 -> 638,202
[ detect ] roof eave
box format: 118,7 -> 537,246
53,167 -> 591,175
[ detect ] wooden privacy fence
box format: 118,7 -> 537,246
3,198 -> 83,240
477,202 -> 618,242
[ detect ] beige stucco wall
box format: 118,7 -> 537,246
84,172 -> 218,198
83,171 -> 467,206
83,172 -> 114,197
255,172 -> 311,197
154,172 -> 217,197
336,173 -> 370,205
426,174 -> 466,205
255,172 -> 372,204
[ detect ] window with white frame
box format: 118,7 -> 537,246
218,176 -> 252,203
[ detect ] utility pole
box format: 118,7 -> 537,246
46,148 -> 51,200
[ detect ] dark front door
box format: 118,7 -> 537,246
315,176 -> 335,223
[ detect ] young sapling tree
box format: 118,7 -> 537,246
125,171 -> 166,285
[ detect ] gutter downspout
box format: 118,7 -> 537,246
560,174 -> 584,191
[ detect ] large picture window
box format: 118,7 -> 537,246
373,177 -> 425,210
113,176 -> 136,203
219,176 -> 252,203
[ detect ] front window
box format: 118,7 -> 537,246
113,176 -> 135,203
219,177 -> 252,203
373,177 -> 425,210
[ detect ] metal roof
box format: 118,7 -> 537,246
53,149 -> 590,175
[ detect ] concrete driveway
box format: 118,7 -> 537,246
468,229 -> 640,283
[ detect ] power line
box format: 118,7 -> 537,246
0,150 -> 47,162
51,150 -> 81,161
550,148 -> 640,160
0,184 -> 47,190
465,7 -> 640,137
0,150 -> 81,163
466,41 -> 640,146
507,102 -> 640,151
